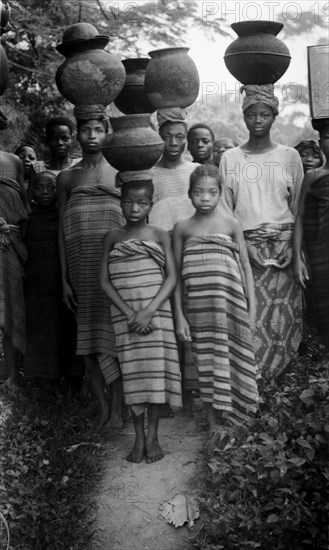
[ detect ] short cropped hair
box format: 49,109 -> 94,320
188,164 -> 221,195
121,180 -> 154,201
14,144 -> 36,155
46,117 -> 74,138
187,123 -> 215,142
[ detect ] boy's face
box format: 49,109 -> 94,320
188,128 -> 213,163
32,174 -> 57,207
160,122 -> 187,161
77,120 -> 106,153
121,188 -> 153,225
16,146 -> 36,174
189,176 -> 220,214
300,147 -> 322,172
47,125 -> 73,159
319,127 -> 329,162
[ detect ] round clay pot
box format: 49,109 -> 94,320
0,0 -> 10,34
102,114 -> 164,171
145,47 -> 200,108
224,21 -> 291,84
55,23 -> 126,106
114,58 -> 156,115
0,43 -> 9,95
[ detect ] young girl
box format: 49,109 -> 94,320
294,139 -> 324,174
173,164 -> 258,431
294,119 -> 329,350
14,145 -> 37,190
100,177 -> 182,463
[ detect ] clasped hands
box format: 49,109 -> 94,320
126,308 -> 154,335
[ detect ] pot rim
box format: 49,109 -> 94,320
231,21 -> 284,37
56,35 -> 109,56
148,47 -> 190,57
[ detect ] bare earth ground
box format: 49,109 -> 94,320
92,407 -> 205,550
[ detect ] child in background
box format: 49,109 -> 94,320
294,120 -> 329,351
212,137 -> 237,167
23,171 -> 84,396
187,123 -> 215,165
173,164 -> 258,431
14,145 -> 37,190
294,139 -> 324,174
100,177 -> 182,463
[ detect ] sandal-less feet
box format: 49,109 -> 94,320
146,440 -> 164,463
126,444 -> 145,463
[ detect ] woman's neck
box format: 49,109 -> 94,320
157,155 -> 185,169
244,134 -> 275,153
47,156 -> 71,170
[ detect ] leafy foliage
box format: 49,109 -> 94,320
191,337 -> 329,550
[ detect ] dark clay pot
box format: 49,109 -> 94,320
102,114 -> 164,171
55,23 -> 126,106
0,43 -> 9,95
114,58 -> 156,115
224,21 -> 291,84
0,0 -> 10,34
145,47 -> 200,108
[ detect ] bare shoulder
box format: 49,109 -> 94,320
149,226 -> 171,244
173,218 -> 191,236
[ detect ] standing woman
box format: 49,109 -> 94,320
220,84 -> 304,383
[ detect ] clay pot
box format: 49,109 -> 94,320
224,21 -> 291,84
0,0 -> 10,34
0,43 -> 9,95
55,23 -> 126,106
102,114 -> 164,171
114,58 -> 156,115
145,47 -> 200,108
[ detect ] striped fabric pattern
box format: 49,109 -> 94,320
0,178 -> 28,353
303,174 -> 329,348
182,234 -> 258,419
108,239 -> 182,411
63,184 -> 124,381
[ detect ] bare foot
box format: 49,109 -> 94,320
126,444 -> 145,463
146,440 -> 164,463
107,412 -> 124,430
159,403 -> 174,418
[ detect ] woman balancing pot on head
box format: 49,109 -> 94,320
220,84 -> 304,383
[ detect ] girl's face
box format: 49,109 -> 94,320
244,103 -> 275,138
213,139 -> 235,166
160,122 -> 187,161
121,188 -> 152,225
17,146 -> 36,175
48,125 -> 73,159
189,176 -> 220,214
300,147 -> 323,172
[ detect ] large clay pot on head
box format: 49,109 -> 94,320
224,21 -> 291,85
0,43 -> 9,95
0,0 -> 10,34
55,23 -> 126,106
114,58 -> 156,115
145,47 -> 200,109
102,114 -> 164,171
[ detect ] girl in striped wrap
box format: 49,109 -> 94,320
173,164 -> 258,431
100,177 -> 181,463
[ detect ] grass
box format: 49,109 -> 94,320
0,363 -> 122,550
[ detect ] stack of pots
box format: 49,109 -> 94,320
103,47 -> 200,175
224,20 -> 291,85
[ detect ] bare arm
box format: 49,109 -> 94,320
99,232 -> 135,320
14,155 -> 30,213
293,170 -> 314,288
233,220 -> 256,330
172,223 -> 191,342
57,170 -> 77,311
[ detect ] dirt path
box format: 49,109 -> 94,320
92,408 -> 205,550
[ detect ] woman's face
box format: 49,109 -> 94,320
244,103 -> 275,138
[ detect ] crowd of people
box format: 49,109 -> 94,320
1,83 -> 329,464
